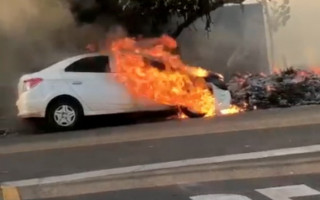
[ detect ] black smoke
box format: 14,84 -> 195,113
0,0 -> 110,127
68,0 -> 164,37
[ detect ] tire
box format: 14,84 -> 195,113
46,99 -> 82,131
180,106 -> 205,118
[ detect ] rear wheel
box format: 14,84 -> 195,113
46,99 -> 82,131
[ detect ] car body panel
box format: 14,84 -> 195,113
16,53 -> 170,118
209,83 -> 232,112
17,74 -> 91,118
16,53 -> 231,119
61,71 -> 141,114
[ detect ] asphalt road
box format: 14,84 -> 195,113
45,174 -> 320,200
2,123 -> 320,200
2,124 -> 320,182
3,106 -> 320,199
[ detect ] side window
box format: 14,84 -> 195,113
65,56 -> 110,73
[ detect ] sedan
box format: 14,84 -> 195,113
16,53 -> 231,130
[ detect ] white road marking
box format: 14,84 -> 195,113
256,184 -> 320,200
190,194 -> 252,200
3,144 -> 320,188
190,185 -> 320,200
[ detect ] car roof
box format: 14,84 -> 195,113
40,53 -> 108,73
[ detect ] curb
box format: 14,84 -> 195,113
0,186 -> 21,200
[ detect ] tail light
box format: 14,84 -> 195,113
23,78 -> 43,91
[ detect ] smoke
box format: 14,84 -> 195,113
0,0 -> 108,81
272,0 -> 320,68
177,3 -> 270,80
0,0 -> 117,119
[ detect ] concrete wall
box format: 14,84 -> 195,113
177,3 -> 269,80
177,0 -> 320,73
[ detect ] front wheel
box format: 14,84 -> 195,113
179,106 -> 205,118
47,100 -> 82,131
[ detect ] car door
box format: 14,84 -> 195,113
130,58 -> 171,111
63,55 -> 135,115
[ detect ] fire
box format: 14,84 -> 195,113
309,66 -> 320,75
272,66 -> 320,76
188,67 -> 210,78
110,35 -> 241,118
110,35 -> 214,116
272,67 -> 281,74
177,108 -> 189,119
220,105 -> 243,115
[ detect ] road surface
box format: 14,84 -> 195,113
2,106 -> 320,199
2,123 -> 320,199
1,123 -> 320,182
44,175 -> 320,200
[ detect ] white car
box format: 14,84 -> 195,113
17,53 -> 231,130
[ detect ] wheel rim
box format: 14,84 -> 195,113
53,105 -> 76,127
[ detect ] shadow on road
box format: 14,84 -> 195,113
1,110 -> 177,137
80,110 -> 177,130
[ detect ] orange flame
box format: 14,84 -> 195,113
309,66 -> 320,75
272,67 -> 281,74
220,105 -> 243,115
110,35 -> 240,118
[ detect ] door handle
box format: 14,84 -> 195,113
72,81 -> 82,85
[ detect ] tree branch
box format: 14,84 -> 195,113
170,14 -> 200,38
170,2 -> 223,38
170,0 -> 245,38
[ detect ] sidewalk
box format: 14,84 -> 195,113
0,108 -> 33,137
0,115 -> 22,137
0,84 -> 18,135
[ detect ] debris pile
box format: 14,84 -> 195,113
228,68 -> 320,110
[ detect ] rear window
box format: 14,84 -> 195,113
65,56 -> 110,73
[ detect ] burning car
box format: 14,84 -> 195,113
16,36 -> 237,130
